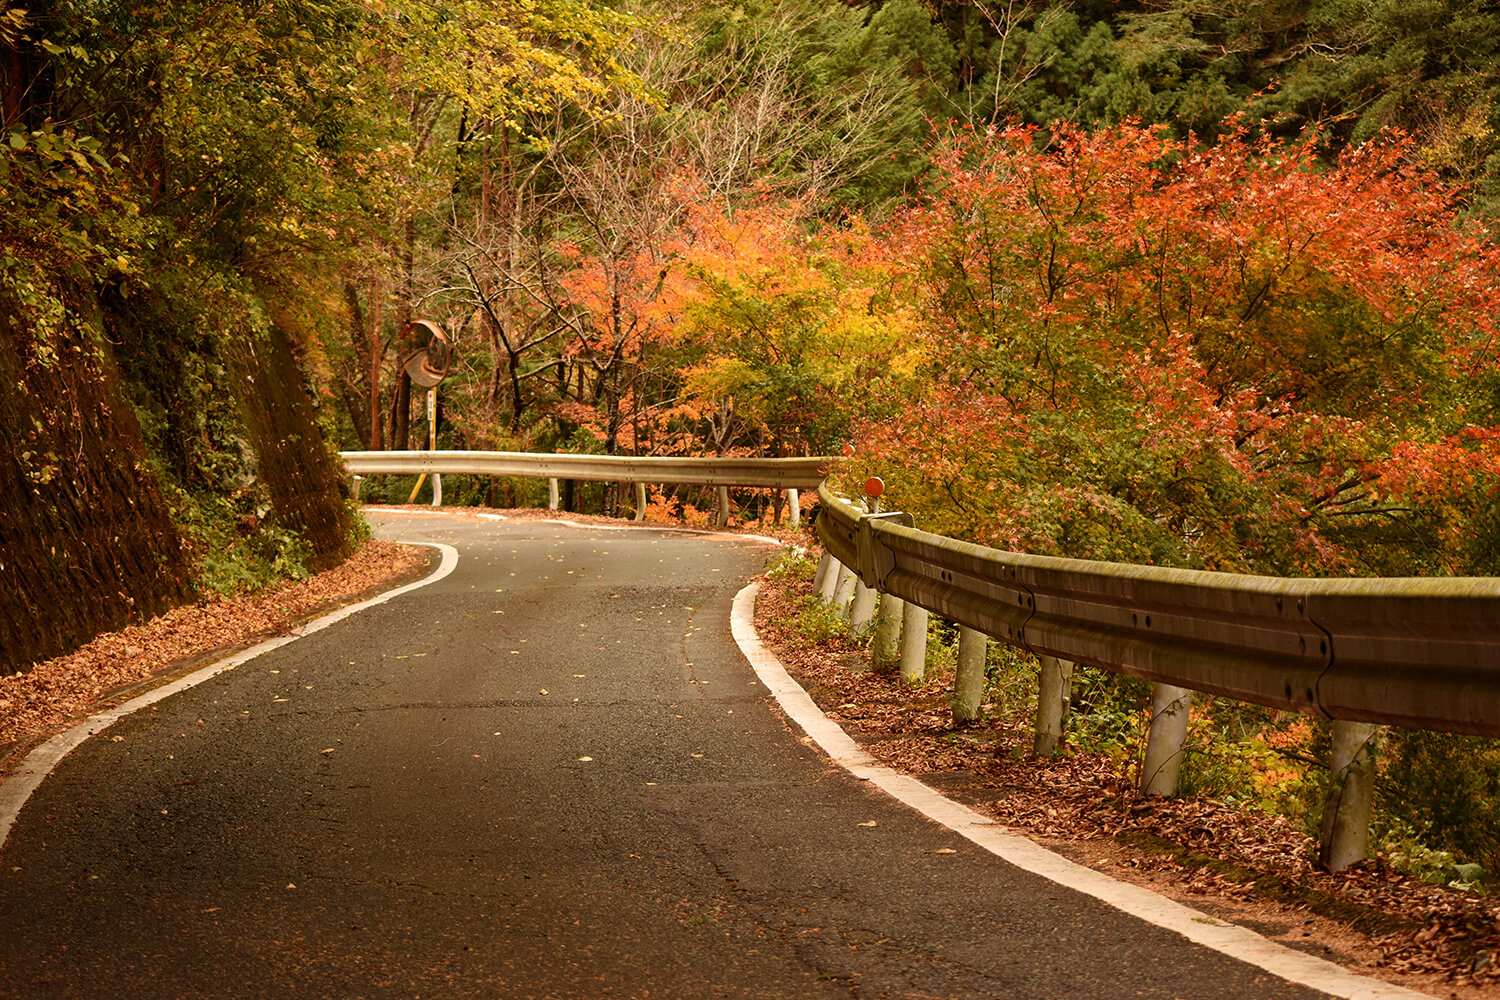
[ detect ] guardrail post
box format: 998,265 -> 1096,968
547,478 -> 560,510
817,558 -> 844,603
352,475 -> 362,502
872,593 -> 902,669
1033,655 -> 1073,756
634,482 -> 647,522
1141,684 -> 1193,796
900,603 -> 929,683
787,489 -> 801,528
812,553 -> 834,594
1318,721 -> 1380,872
952,626 -> 987,725
849,580 -> 878,633
432,473 -> 442,506
715,485 -> 731,527
832,563 -> 857,612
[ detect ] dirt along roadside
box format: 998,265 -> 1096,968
752,554 -> 1500,1000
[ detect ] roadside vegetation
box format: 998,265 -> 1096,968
758,548 -> 1500,993
5,0 -> 1500,974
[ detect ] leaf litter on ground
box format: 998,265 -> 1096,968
754,558 -> 1500,999
0,538 -> 429,764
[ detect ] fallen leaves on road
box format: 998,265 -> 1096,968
0,539 -> 428,764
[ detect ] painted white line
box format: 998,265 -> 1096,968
0,543 -> 460,851
730,583 -> 1434,1000
364,508 -> 507,522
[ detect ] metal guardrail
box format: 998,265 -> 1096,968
341,450 -> 829,490
816,484 -> 1500,738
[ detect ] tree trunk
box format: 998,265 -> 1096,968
390,371 -> 411,451
360,277 -> 386,450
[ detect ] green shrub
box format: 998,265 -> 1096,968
789,595 -> 849,645
985,643 -> 1038,719
1069,663 -> 1150,759
922,617 -> 958,681
1378,729 -> 1500,877
193,519 -> 314,599
766,549 -> 818,584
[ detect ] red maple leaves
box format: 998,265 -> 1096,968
859,119 -> 1500,576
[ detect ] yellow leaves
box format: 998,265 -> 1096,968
383,0 -> 646,133
664,202 -> 925,438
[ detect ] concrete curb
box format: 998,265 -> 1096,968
730,582 -> 1434,1000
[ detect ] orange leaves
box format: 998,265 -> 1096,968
854,117 -> 1500,576
1382,433 -> 1500,496
554,183 -> 921,457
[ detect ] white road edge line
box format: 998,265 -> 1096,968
730,582 -> 1435,1000
0,542 -> 461,851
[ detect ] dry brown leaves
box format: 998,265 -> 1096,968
755,564 -> 1500,996
0,539 -> 429,763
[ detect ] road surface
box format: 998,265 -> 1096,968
0,512 -> 1340,998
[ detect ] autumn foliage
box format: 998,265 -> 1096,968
539,118 -> 1500,578
548,193 -> 922,467
851,120 -> 1500,576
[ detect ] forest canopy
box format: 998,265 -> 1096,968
2,0 -> 1498,582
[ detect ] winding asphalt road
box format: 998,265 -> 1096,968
0,512 -> 1347,998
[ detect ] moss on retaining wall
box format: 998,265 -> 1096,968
0,292 -> 190,672
0,280 -> 353,675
